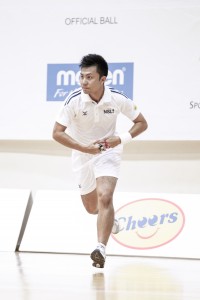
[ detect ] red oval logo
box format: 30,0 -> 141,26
112,198 -> 185,249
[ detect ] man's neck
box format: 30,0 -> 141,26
89,87 -> 105,103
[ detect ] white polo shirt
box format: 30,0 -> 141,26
56,86 -> 140,145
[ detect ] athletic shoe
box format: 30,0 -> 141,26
112,218 -> 121,234
90,249 -> 106,268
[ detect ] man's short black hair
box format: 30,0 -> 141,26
79,54 -> 108,78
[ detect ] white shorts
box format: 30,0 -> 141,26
72,145 -> 123,195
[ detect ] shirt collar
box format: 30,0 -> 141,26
81,86 -> 111,105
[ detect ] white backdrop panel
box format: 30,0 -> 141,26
0,0 -> 200,140
0,189 -> 31,251
20,190 -> 200,259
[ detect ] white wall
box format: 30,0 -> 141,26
1,0 -> 200,140
0,140 -> 199,197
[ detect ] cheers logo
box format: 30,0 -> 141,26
112,198 -> 185,249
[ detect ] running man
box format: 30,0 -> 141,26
52,54 -> 148,268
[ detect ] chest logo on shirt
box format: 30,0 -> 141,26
82,111 -> 88,116
104,109 -> 115,114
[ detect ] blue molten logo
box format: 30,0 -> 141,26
46,62 -> 134,101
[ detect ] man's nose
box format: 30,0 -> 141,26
82,78 -> 88,85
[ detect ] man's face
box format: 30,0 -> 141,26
79,66 -> 106,95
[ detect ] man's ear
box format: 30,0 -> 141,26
101,76 -> 107,83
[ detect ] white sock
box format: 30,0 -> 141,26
97,242 -> 106,257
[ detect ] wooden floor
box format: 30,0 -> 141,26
0,252 -> 200,300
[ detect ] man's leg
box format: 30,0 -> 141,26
81,176 -> 117,243
91,176 -> 117,268
96,176 -> 117,246
81,176 -> 118,268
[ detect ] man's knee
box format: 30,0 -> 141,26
98,192 -> 113,208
